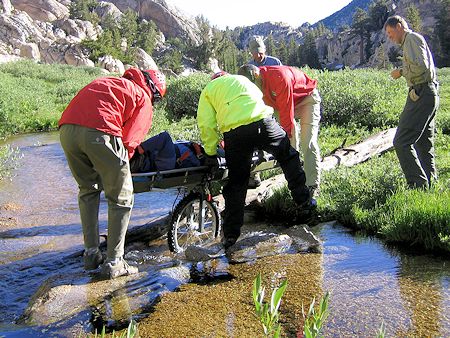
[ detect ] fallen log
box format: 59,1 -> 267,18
321,127 -> 396,170
245,127 -> 396,206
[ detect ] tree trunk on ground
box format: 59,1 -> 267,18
245,127 -> 396,206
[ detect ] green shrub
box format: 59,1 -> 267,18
0,60 -> 103,137
436,68 -> 450,134
165,72 -> 210,120
316,68 -> 405,129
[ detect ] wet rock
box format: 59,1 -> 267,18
159,264 -> 191,285
125,215 -> 169,245
18,264 -> 192,327
184,244 -> 224,262
284,225 -> 323,253
227,233 -> 293,263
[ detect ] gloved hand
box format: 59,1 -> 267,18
203,154 -> 219,174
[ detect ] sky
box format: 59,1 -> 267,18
168,0 -> 353,29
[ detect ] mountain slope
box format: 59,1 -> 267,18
314,0 -> 372,30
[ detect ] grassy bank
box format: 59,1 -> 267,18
0,61 -> 448,253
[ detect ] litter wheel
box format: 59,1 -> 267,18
168,192 -> 221,253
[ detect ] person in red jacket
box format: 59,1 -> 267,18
238,64 -> 322,196
59,67 -> 166,279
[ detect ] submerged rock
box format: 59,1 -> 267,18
18,264 -> 191,328
184,244 -> 224,262
227,233 -> 293,263
284,225 -> 323,253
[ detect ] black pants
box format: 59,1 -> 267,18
222,117 -> 309,240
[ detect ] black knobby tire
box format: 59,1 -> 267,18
168,192 -> 221,253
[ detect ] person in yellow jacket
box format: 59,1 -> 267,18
197,71 -> 315,249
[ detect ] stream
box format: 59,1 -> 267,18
0,132 -> 448,337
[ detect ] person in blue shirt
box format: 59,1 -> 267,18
247,35 -> 282,187
248,36 -> 282,67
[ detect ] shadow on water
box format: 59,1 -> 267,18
0,132 -> 449,337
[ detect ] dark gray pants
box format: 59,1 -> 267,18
393,82 -> 439,188
222,117 -> 309,240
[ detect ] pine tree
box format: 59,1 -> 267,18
120,9 -> 138,47
352,7 -> 370,65
190,15 -> 215,70
265,34 -> 276,57
276,39 -> 288,64
287,36 -> 298,66
406,4 -> 423,33
436,0 -> 450,66
368,0 -> 391,32
298,31 -> 321,69
137,20 -> 158,55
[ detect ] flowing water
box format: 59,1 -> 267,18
0,132 -> 448,337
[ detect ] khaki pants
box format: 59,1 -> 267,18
290,89 -> 322,187
59,124 -> 134,261
393,82 -> 439,188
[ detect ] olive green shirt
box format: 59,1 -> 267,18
400,30 -> 437,87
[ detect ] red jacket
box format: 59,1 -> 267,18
58,68 -> 154,159
259,66 -> 317,137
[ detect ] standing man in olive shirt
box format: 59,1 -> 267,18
385,15 -> 439,189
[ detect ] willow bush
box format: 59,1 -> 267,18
316,68 -> 405,129
164,72 -> 210,120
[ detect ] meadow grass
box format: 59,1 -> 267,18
0,60 -> 103,136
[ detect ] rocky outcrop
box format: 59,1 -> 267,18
0,0 -> 103,67
134,47 -> 158,70
53,18 -> 100,42
94,1 -> 123,23
11,0 -> 69,22
316,0 -> 442,69
316,29 -> 361,69
238,21 -> 304,49
0,0 -> 202,73
1,0 -> 13,15
98,55 -> 125,74
104,0 -> 201,45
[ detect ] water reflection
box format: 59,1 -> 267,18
396,254 -> 449,337
320,223 -> 450,337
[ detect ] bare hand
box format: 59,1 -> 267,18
137,145 -> 145,155
391,69 -> 402,79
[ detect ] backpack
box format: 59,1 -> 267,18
174,141 -> 205,169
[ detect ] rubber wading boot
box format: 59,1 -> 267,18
83,248 -> 104,271
99,258 -> 138,279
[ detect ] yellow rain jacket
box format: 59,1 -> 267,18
197,75 -> 273,155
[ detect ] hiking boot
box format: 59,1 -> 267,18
99,258 -> 138,279
296,199 -> 319,226
222,236 -> 238,250
83,248 -> 104,271
298,197 -> 317,211
248,173 -> 261,189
